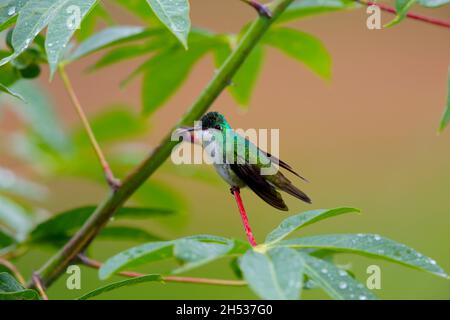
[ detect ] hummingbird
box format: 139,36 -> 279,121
179,112 -> 311,211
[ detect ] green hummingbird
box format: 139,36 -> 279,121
180,112 -> 311,211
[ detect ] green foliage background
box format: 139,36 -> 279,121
0,0 -> 449,299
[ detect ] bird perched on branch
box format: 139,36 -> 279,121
179,112 -> 311,211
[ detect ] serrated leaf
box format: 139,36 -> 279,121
77,274 -> 162,300
265,207 -> 360,244
29,206 -> 173,243
439,69 -> 450,132
140,44 -> 210,115
99,235 -> 237,279
299,253 -> 377,300
278,234 -> 449,279
145,0 -> 190,48
240,247 -> 305,300
278,0 -> 357,24
0,0 -> 98,77
384,0 -> 417,27
0,272 -> 40,300
68,26 -> 156,62
0,82 -> 24,101
417,0 -> 450,7
263,27 -> 332,79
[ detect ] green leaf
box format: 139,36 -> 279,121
77,274 -> 162,300
76,2 -> 112,42
145,0 -> 190,48
99,241 -> 173,280
0,82 -> 24,101
115,0 -> 160,24
29,206 -> 173,243
0,0 -> 30,29
299,253 -> 377,300
215,42 -> 264,107
99,235 -> 237,279
0,227 -> 15,248
385,0 -> 417,27
98,226 -> 161,242
68,26 -> 156,62
278,0 -> 357,24
239,247 -> 305,300
140,44 -> 210,115
0,272 -> 40,300
278,234 -> 449,279
417,0 -> 450,7
0,0 -> 98,77
263,27 -> 332,79
439,69 -> 450,132
0,166 -> 47,201
265,207 -> 360,244
172,238 -> 243,274
72,107 -> 146,147
0,195 -> 33,239
8,81 -> 71,153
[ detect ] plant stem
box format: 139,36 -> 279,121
32,0 -> 294,290
32,273 -> 49,300
58,65 -> 121,191
240,0 -> 273,18
231,187 -> 257,247
78,254 -> 246,287
357,0 -> 450,28
0,258 -> 26,285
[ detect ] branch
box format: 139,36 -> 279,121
78,254 -> 246,287
32,272 -> 49,300
31,0 -> 295,289
58,65 -> 121,191
357,0 -> 450,28
0,258 -> 25,285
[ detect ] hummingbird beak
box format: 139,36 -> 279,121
175,126 -> 201,144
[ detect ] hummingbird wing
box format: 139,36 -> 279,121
230,163 -> 289,211
228,133 -> 311,209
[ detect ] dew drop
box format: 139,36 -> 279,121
321,268 -> 328,274
339,281 -> 348,289
374,234 -> 381,241
359,295 -> 367,300
338,269 -> 347,277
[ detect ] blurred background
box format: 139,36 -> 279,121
0,0 -> 449,299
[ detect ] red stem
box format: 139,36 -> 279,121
231,188 -> 257,247
359,0 -> 450,28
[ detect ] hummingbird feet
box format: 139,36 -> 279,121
242,0 -> 273,18
230,186 -> 240,195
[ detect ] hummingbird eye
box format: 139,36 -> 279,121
214,125 -> 221,130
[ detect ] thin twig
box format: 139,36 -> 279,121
58,65 -> 121,191
357,0 -> 450,28
0,258 -> 26,285
32,272 -> 49,300
240,0 -> 273,18
231,187 -> 257,247
78,254 -> 246,287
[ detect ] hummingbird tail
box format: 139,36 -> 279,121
280,183 -> 312,204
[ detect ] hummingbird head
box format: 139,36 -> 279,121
200,112 -> 230,132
